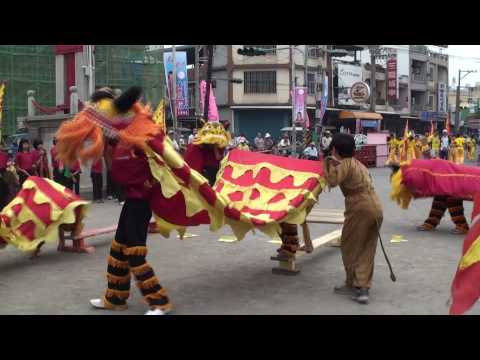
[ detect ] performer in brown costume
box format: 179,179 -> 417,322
323,133 -> 383,304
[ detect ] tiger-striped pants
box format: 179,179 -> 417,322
103,199 -> 171,311
422,196 -> 469,232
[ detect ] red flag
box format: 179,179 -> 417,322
450,193 -> 480,315
445,117 -> 451,135
403,119 -> 409,139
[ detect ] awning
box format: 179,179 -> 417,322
339,111 -> 383,120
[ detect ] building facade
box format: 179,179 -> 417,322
211,45 -> 327,142
210,45 -> 449,142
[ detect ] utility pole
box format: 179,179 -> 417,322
172,45 -> 177,135
204,45 -> 214,120
455,69 -> 477,133
291,45 -> 297,157
195,45 -> 200,122
370,46 -> 377,112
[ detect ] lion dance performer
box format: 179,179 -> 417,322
390,159 -> 471,235
55,87 -> 174,315
184,119 -> 230,186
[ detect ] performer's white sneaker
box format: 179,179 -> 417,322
89,298 -> 127,311
145,307 -> 171,316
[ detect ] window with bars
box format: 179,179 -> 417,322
243,45 -> 277,54
307,46 -> 322,58
244,71 -> 277,94
307,72 -> 316,95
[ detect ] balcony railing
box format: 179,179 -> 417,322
412,74 -> 426,82
412,103 -> 426,112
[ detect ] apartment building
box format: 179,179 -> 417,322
211,45 -> 327,141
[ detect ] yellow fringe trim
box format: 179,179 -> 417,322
106,273 -> 131,285
389,168 -> 413,209
111,239 -> 126,252
131,263 -> 151,276
137,277 -> 160,290
107,256 -> 129,269
124,246 -> 148,256
105,288 -> 130,300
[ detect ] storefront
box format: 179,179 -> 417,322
338,111 -> 383,134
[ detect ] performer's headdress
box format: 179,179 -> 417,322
193,117 -> 231,148
55,86 -> 161,166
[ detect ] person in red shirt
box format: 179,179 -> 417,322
33,139 -> 51,179
91,157 -> 104,203
15,139 -> 36,185
0,145 -> 8,173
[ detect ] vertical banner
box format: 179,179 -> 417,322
0,82 -> 5,140
294,87 -> 307,126
163,51 -> 189,117
200,80 -> 220,121
438,82 -> 447,113
387,53 -> 398,101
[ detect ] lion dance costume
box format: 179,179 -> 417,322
54,87 -> 326,315
389,159 -> 480,314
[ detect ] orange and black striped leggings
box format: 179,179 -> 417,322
423,196 -> 469,231
103,199 -> 171,311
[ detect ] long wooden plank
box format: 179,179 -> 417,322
307,216 -> 344,224
296,229 -> 342,258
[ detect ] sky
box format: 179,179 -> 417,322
444,45 -> 480,87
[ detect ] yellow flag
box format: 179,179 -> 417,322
153,99 -> 166,132
0,83 -> 5,140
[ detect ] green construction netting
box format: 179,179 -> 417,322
0,45 -> 56,136
0,45 -> 165,138
95,45 -> 165,109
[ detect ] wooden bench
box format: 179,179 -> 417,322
271,208 -> 344,275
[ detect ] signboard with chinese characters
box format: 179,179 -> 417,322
438,82 -> 447,113
337,63 -> 362,105
350,82 -> 370,103
387,54 -> 398,101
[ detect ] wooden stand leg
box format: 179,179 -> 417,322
300,222 -> 313,253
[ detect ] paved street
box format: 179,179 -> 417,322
0,167 -> 478,315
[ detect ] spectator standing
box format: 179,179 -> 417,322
264,133 -> 274,153
15,139 -> 36,185
51,138 -> 62,183
33,139 -> 51,179
440,129 -> 449,160
278,133 -> 291,156
188,128 -> 198,144
254,132 -> 265,151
